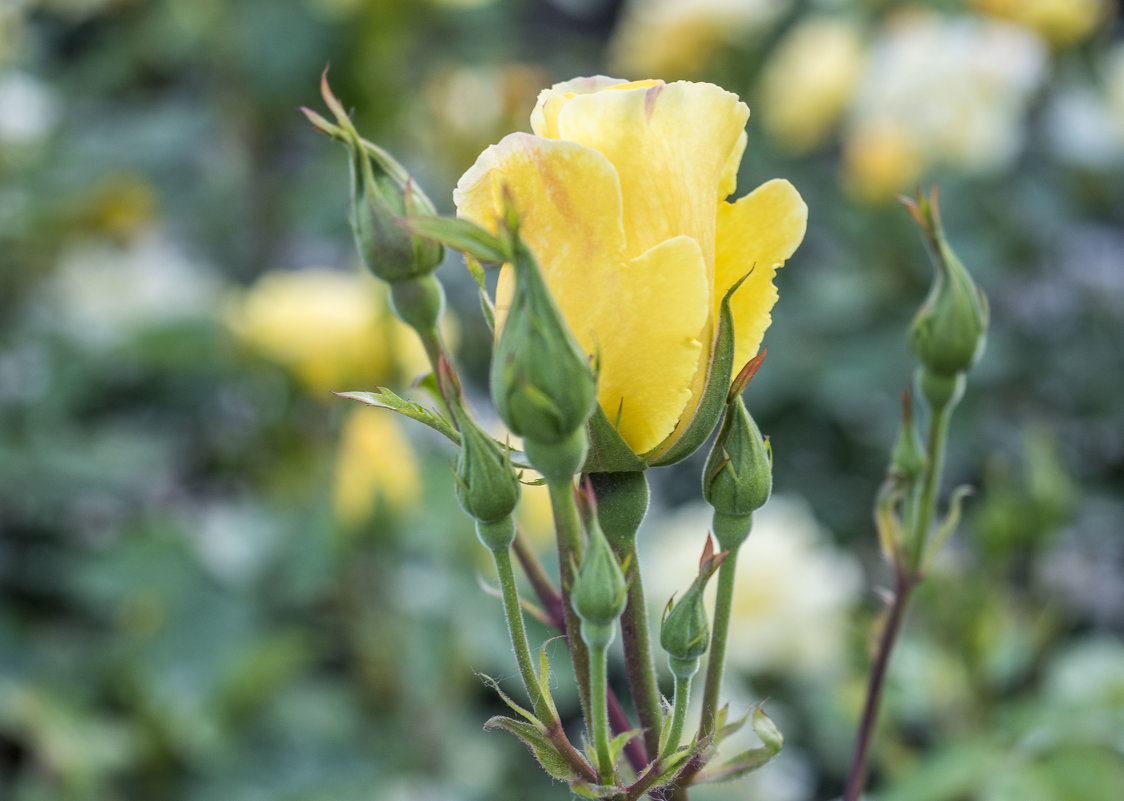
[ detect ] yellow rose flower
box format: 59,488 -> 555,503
455,77 -> 806,457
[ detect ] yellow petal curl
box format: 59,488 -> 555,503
715,178 -> 808,372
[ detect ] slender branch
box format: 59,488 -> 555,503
548,480 -> 593,732
909,400 -> 952,570
492,546 -> 547,714
512,526 -> 649,774
617,545 -> 664,761
843,572 -> 917,801
492,543 -> 598,784
697,548 -> 739,738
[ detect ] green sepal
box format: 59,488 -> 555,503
923,485 -> 974,572
648,275 -> 745,467
483,716 -> 580,782
714,702 -> 752,742
335,388 -> 459,445
583,403 -> 646,473
465,256 -> 497,333
477,672 -> 537,725
537,645 -> 560,723
403,215 -> 509,266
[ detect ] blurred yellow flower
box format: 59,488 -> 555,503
610,0 -> 791,78
455,77 -> 806,455
758,17 -> 866,153
226,267 -> 433,395
972,0 -> 1111,47
333,408 -> 421,526
843,119 -> 924,201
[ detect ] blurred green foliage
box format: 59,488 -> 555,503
2,1 -> 1122,799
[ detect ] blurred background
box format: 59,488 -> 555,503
2,0 -> 1123,799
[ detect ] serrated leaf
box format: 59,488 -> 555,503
484,716 -> 580,782
608,728 -> 643,767
404,216 -> 509,265
335,388 -> 460,446
648,276 -> 743,466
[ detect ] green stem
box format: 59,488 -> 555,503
590,639 -> 615,781
909,399 -> 953,571
548,480 -> 593,730
698,548 -> 739,739
491,546 -> 547,717
845,372 -> 962,801
663,673 -> 692,760
493,542 -> 599,784
617,545 -> 663,762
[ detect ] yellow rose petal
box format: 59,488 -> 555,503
715,178 -> 808,371
555,80 -> 749,268
596,235 -> 709,454
530,76 -> 660,138
454,132 -> 626,342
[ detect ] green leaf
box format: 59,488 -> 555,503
335,388 -> 460,445
583,402 -> 646,473
648,276 -> 744,466
484,716 -> 580,782
696,747 -> 774,784
477,673 -> 537,726
404,216 -> 509,265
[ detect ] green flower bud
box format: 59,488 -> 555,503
571,503 -> 628,649
703,390 -> 771,550
904,187 -> 989,380
452,409 -> 521,532
890,390 -> 927,484
661,537 -> 725,679
304,73 -> 443,285
490,236 -> 597,447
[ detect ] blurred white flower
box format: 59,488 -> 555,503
643,495 -> 862,677
0,70 -> 60,146
610,0 -> 792,78
42,229 -> 222,347
843,12 -> 1047,199
757,16 -> 867,153
1045,42 -> 1124,167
